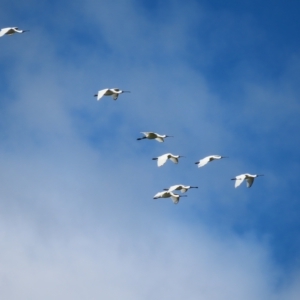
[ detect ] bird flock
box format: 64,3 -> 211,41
136,131 -> 263,203
1,26 -> 264,204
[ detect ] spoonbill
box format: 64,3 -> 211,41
164,184 -> 198,193
195,155 -> 228,168
94,88 -> 130,101
152,153 -> 184,167
231,173 -> 264,188
137,132 -> 173,142
153,191 -> 187,204
0,27 -> 29,37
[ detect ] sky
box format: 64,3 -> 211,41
0,0 -> 300,299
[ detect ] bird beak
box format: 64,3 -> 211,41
194,162 -> 199,164
163,189 -> 168,191
231,178 -> 236,180
258,174 -> 264,176
166,135 -> 174,138
94,94 -> 97,97
122,91 -> 130,93
152,158 -> 157,160
179,156 -> 185,158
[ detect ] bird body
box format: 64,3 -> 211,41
137,132 -> 173,142
153,191 -> 187,204
0,27 -> 29,37
231,173 -> 264,188
164,184 -> 198,193
152,153 -> 184,167
94,88 -> 130,101
195,155 -> 228,168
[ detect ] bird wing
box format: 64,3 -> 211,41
140,132 -> 149,137
168,185 -> 180,192
155,137 -> 164,142
153,191 -> 165,198
0,28 -> 12,37
181,188 -> 188,193
235,175 -> 246,188
246,177 -> 254,188
96,89 -> 108,101
170,195 -> 179,204
169,156 -> 179,164
112,94 -> 118,100
198,156 -> 211,167
157,154 -> 169,167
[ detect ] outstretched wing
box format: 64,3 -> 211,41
246,177 -> 254,188
167,185 -> 180,192
169,156 -> 179,164
153,191 -> 166,199
198,156 -> 211,167
235,175 -> 246,188
170,195 -> 179,204
155,137 -> 164,142
157,154 -> 169,167
0,28 -> 12,37
96,89 -> 108,101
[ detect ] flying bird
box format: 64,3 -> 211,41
195,155 -> 228,168
0,27 -> 29,37
164,184 -> 198,193
137,132 -> 173,142
152,153 -> 184,167
153,191 -> 187,204
231,173 -> 264,188
94,88 -> 130,101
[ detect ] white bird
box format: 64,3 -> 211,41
164,184 -> 198,193
94,88 -> 130,101
153,191 -> 187,204
0,27 -> 29,37
195,155 -> 228,168
137,132 -> 173,142
152,153 -> 184,167
231,173 -> 264,188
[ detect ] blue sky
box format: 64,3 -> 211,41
0,0 -> 300,298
